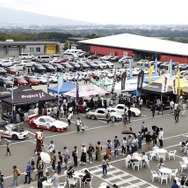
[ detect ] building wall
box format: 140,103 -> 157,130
90,45 -> 133,56
24,45 -> 45,55
45,45 -> 58,54
160,54 -> 188,64
7,47 -> 19,57
0,48 -> 7,57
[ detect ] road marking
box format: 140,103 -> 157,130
3,138 -> 11,143
28,131 -> 35,136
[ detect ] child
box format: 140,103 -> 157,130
81,123 -> 86,133
6,143 -> 11,156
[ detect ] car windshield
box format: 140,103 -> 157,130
46,117 -> 55,123
7,125 -> 25,132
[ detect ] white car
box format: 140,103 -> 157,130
0,123 -> 29,140
86,108 -> 122,121
20,60 -> 34,67
107,104 -> 141,117
11,63 -> 24,71
48,75 -> 58,83
28,116 -> 69,132
37,75 -> 47,84
101,61 -> 114,68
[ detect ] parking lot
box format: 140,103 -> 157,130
1,106 -> 188,187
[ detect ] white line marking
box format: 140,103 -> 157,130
3,138 -> 11,143
28,131 -> 35,136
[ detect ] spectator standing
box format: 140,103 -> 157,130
51,150 -> 56,172
171,179 -> 179,188
144,132 -> 152,151
139,97 -> 143,109
67,112 -> 73,126
6,143 -> 11,156
174,107 -> 181,123
158,128 -> 164,148
52,171 -> 59,188
102,155 -> 109,177
30,157 -> 35,180
37,161 -> 44,180
137,131 -> 143,149
12,166 -> 20,187
114,136 -> 120,157
87,143 -> 95,164
0,174 -> 4,188
141,121 -> 147,135
75,117 -> 81,132
121,137 -> 127,156
122,114 -> 127,128
81,123 -> 86,134
72,146 -> 78,167
80,144 -> 87,165
57,161 -> 61,175
48,141 -> 55,156
181,103 -> 187,116
24,162 -> 32,184
57,151 -> 63,165
151,103 -> 156,118
63,147 -> 70,169
127,107 -> 131,123
96,141 -> 102,161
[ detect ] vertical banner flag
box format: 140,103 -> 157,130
169,58 -> 173,77
47,75 -> 49,93
177,68 -> 180,96
111,69 -> 117,94
137,70 -> 144,89
161,75 -> 168,93
148,65 -> 154,84
121,71 -> 127,91
57,73 -> 64,94
172,76 -> 177,95
129,58 -> 133,79
154,57 -> 158,75
76,80 -> 79,102
142,60 -> 145,71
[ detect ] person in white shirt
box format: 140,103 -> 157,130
158,128 -> 164,148
48,141 -> 55,156
52,170 -> 59,188
76,117 -> 81,132
67,112 -> 73,126
181,103 -> 187,116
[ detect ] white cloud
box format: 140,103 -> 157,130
0,0 -> 188,24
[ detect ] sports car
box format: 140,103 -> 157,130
0,123 -> 29,140
107,104 -> 141,117
28,116 -> 68,132
86,108 -> 122,121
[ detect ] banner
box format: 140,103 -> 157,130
137,70 -> 144,89
161,75 -> 168,93
148,65 -> 154,84
172,77 -> 177,95
129,58 -> 133,79
76,80 -> 79,102
177,68 -> 180,96
111,69 -> 117,93
121,71 -> 127,90
57,73 -> 64,94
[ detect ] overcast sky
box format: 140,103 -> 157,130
0,0 -> 188,25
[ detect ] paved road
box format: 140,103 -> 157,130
1,106 -> 188,188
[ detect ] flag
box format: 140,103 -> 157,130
142,60 -> 145,71
47,75 -> 49,93
177,68 -> 180,96
129,58 -> 133,79
161,75 -> 168,93
154,57 -> 158,75
169,58 -> 173,77
57,73 -> 64,94
76,80 -> 79,102
172,77 -> 177,95
121,71 -> 127,90
148,65 -> 154,84
111,69 -> 117,93
137,70 -> 144,89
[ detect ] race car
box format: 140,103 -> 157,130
107,104 -> 141,117
86,108 -> 122,121
0,123 -> 29,140
28,116 -> 68,132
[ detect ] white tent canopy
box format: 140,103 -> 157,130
64,84 -> 109,98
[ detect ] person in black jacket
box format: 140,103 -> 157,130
37,172 -> 48,188
82,170 -> 91,183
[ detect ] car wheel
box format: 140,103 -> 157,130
111,116 -> 116,121
50,126 -> 57,132
31,124 -> 37,129
131,112 -> 136,117
12,134 -> 18,140
90,115 -> 96,120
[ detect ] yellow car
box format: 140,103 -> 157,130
137,59 -> 149,65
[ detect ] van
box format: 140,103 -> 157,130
19,53 -> 34,59
35,55 -> 51,63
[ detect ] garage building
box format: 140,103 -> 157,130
79,33 -> 188,64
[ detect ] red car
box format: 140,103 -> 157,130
6,67 -> 17,74
14,77 -> 28,86
24,76 -> 39,85
88,54 -> 99,60
55,58 -> 70,63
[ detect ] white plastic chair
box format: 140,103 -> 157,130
58,182 -> 67,188
132,161 -> 140,171
169,169 -> 178,181
157,153 -> 166,162
150,170 -> 159,182
99,182 -> 109,187
179,142 -> 185,152
149,151 -> 157,161
67,178 -> 78,188
179,161 -> 187,172
160,174 -> 168,185
168,150 -> 177,160
83,176 -> 93,187
124,158 -> 131,168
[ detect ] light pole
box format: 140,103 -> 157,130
11,77 -> 15,123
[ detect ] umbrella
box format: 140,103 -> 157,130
152,125 -> 159,132
40,152 -> 51,164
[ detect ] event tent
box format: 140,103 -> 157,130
64,84 -> 108,98
92,77 -> 112,87
0,87 -> 11,99
2,89 -> 57,106
48,82 -> 76,94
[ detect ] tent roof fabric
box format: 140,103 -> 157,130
139,82 -> 173,94
2,89 -> 56,105
79,33 -> 188,56
48,82 -> 76,94
0,87 -> 11,99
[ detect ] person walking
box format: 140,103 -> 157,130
67,112 -> 73,126
141,121 -> 147,136
51,150 -> 56,172
48,141 -> 55,157
24,162 -> 32,184
114,136 -> 120,157
127,107 -> 131,123
144,132 -> 152,151
12,166 -> 20,187
174,107 -> 181,123
158,128 -> 164,148
72,146 -> 78,167
75,117 -> 81,132
151,103 -> 156,118
87,143 -> 95,164
0,174 -> 4,188
6,143 -> 11,156
121,137 -> 127,156
102,155 -> 109,177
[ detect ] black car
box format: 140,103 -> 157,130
52,63 -> 65,72
109,56 -> 122,62
78,62 -> 90,69
0,77 -> 13,88
85,61 -> 99,69
42,64 -> 55,72
61,63 -> 74,71
69,62 -> 81,70
31,64 -> 46,73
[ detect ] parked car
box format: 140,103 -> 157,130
93,61 -> 107,69
137,59 -> 149,65
48,74 -> 58,83
86,108 -> 122,121
0,67 -> 7,74
110,56 -> 122,62
28,116 -> 69,132
5,67 -> 17,74
24,75 -> 39,85
19,53 -> 34,59
42,64 -> 56,72
0,122 -> 29,140
118,56 -> 132,64
100,55 -> 113,61
31,64 -> 46,73
11,63 -> 24,71
69,62 -> 81,70
107,104 -> 141,116
61,63 -> 74,71
88,54 -> 99,60
37,75 -> 47,84
52,63 -> 64,72
20,60 -> 34,67
101,61 -> 114,68
85,61 -> 99,69
14,77 -> 28,86
0,77 -> 13,87
0,60 -> 13,67
78,62 -> 90,69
